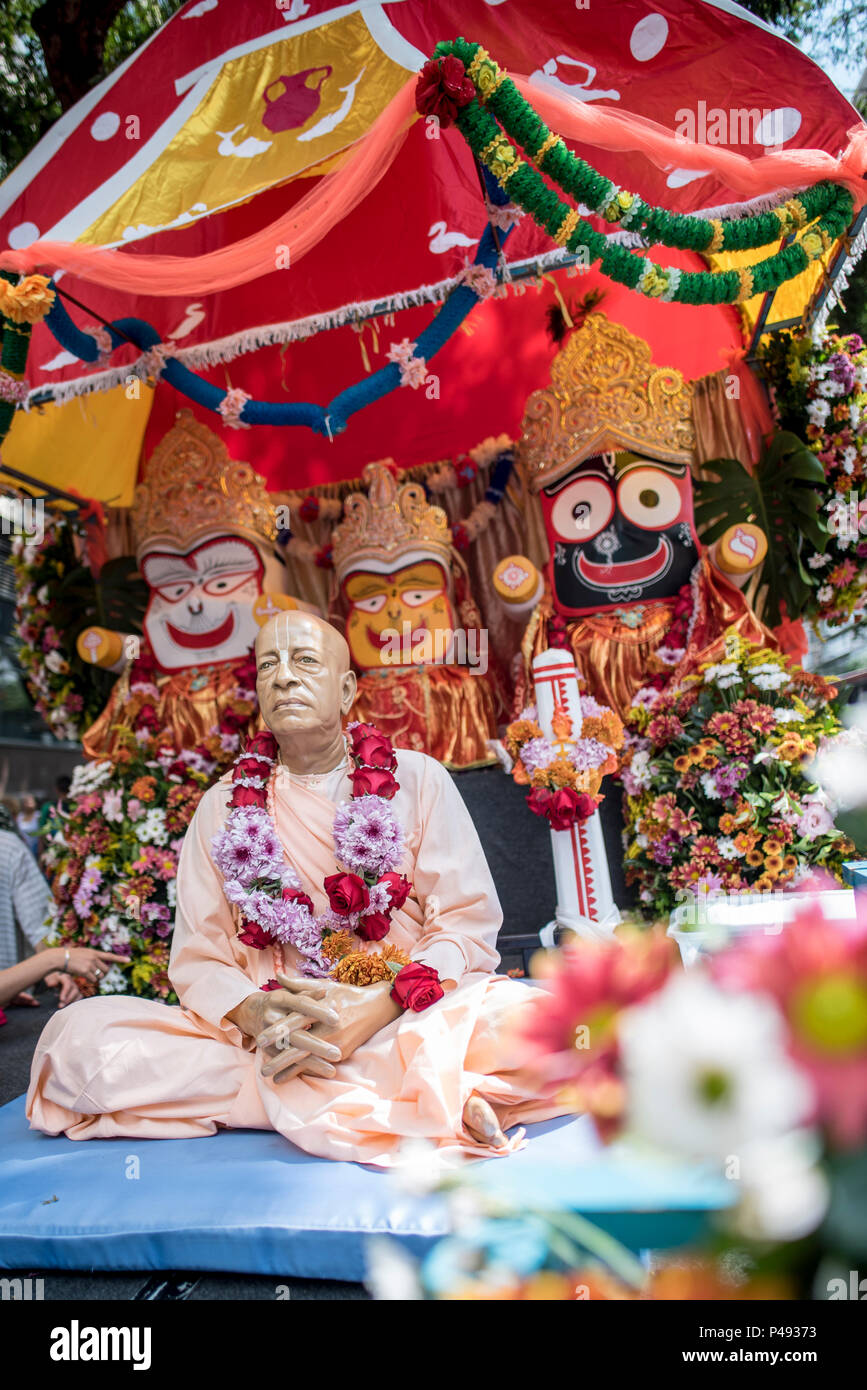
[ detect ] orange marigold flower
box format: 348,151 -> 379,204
321,930 -> 355,962
130,776 -> 158,803
764,855 -> 784,874
673,756 -> 692,773
763,838 -> 783,856
699,753 -> 719,770
745,849 -> 764,867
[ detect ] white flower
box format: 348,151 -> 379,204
138,808 -> 168,846
620,974 -> 811,1161
807,552 -> 830,569
772,706 -> 805,723
364,1237 -> 423,1301
700,772 -> 720,798
842,446 -> 857,475
753,670 -> 789,691
716,836 -> 743,860
703,661 -> 739,685
167,879 -> 177,908
69,760 -> 114,795
807,398 -> 831,425
98,965 -> 129,995
817,585 -> 834,603
731,1132 -> 829,1243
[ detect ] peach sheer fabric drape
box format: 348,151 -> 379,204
2,76 -> 864,295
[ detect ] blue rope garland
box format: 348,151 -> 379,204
41,170 -> 515,440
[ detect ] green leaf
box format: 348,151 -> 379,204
694,431 -> 829,628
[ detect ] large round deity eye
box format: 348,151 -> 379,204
617,467 -> 683,530
549,478 -> 615,541
401,587 -> 442,608
352,593 -> 388,615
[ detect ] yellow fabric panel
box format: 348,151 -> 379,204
1,385 -> 151,505
84,12 -> 408,246
708,237 -> 830,335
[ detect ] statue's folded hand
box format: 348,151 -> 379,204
226,980 -> 341,1082
270,975 -> 403,1084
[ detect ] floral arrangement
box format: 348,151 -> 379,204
377,902 -> 867,1299
212,721 -> 442,1009
10,516 -> 112,741
621,634 -> 851,916
40,647 -> 258,1000
757,328 -> 867,631
504,694 -> 623,830
0,272 -> 55,443
415,40 -> 854,307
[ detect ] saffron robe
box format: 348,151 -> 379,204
27,750 -> 568,1166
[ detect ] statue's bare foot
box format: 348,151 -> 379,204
462,1094 -> 507,1148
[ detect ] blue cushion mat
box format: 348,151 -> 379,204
0,1098 -> 733,1279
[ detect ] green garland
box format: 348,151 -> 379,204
434,38 -> 855,307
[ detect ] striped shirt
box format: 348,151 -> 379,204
0,829 -> 53,971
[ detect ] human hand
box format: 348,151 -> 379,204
42,971 -> 83,1007
264,974 -> 402,1083
61,947 -> 129,987
227,978 -> 341,1083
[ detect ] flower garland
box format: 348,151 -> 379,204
621,633 -> 852,916
757,328 -> 867,631
504,694 -> 623,829
0,272 -> 54,444
10,515 -> 114,741
211,722 -> 442,1007
418,43 -> 854,307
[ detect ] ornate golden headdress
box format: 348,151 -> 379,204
331,460 -> 452,578
519,313 -> 695,490
131,410 -> 277,559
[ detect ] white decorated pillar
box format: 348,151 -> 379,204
531,649 -> 620,941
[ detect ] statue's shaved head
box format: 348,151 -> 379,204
255,609 -> 350,672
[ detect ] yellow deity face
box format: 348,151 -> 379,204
343,560 -> 456,670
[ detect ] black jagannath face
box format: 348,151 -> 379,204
540,455 -> 701,615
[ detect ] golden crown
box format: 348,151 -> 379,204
131,410 -> 278,558
331,460 -> 452,578
519,313 -> 695,490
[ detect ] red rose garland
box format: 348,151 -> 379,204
212,721 -> 441,1009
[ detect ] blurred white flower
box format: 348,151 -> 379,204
620,974 -> 811,1161
393,1137 -> 459,1195
731,1132 -> 829,1243
810,726 -> 867,812
364,1237 -> 423,1301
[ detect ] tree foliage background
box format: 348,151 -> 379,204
0,0 -> 864,334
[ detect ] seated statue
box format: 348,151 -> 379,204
27,610 -> 569,1164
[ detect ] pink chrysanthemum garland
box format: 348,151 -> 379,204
211,722 -> 413,976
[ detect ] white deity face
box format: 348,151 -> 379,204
140,536 -> 265,672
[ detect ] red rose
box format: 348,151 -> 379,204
324,871 -> 369,916
350,766 -> 400,800
282,887 -> 314,912
440,54 -> 474,103
235,756 -> 271,779
526,787 -> 552,821
230,785 -> 267,809
350,727 -> 396,769
548,787 -> 594,830
390,961 -> 444,1012
260,978 -> 281,991
136,703 -> 160,729
355,911 -> 391,942
414,56 -> 474,128
379,871 -> 411,911
238,921 -> 272,949
245,731 -> 277,760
